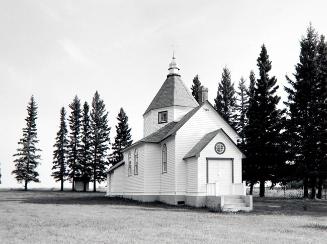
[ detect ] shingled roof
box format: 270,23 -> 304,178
144,74 -> 198,115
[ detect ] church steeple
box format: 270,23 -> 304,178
168,54 -> 180,76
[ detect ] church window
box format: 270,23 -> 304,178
158,111 -> 168,124
128,151 -> 132,176
134,149 -> 138,175
162,144 -> 167,173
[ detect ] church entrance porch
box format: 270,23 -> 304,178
206,158 -> 246,196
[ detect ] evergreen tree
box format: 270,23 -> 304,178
245,45 -> 285,197
80,102 -> 93,192
110,108 -> 133,166
67,96 -> 82,191
235,77 -> 249,144
243,71 -> 257,194
248,70 -> 256,99
284,25 -> 319,198
52,107 -> 68,191
12,96 -> 41,190
191,75 -> 202,103
315,35 -> 327,199
90,91 -> 110,192
214,67 -> 237,127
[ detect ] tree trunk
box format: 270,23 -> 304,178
249,182 -> 254,195
93,166 -> 96,192
72,179 -> 75,192
303,177 -> 308,198
259,180 -> 265,197
317,177 -> 323,199
310,177 -> 316,199
83,182 -> 86,192
24,180 -> 28,191
60,179 -> 64,192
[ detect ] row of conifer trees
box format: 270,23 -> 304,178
191,24 -> 327,198
12,91 -> 133,191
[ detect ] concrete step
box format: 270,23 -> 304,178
222,205 -> 252,212
224,198 -> 244,204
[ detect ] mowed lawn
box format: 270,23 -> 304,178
0,191 -> 326,244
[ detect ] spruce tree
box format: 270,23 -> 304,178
110,108 -> 133,166
284,25 -> 319,198
90,91 -> 110,192
12,96 -> 41,190
243,71 -> 257,194
80,102 -> 93,191
52,107 -> 68,191
246,45 -> 285,197
191,75 -> 202,103
67,96 -> 82,191
315,35 -> 327,199
214,67 -> 237,127
235,77 -> 249,144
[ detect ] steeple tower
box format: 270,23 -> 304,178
143,55 -> 199,137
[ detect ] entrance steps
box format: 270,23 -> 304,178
206,195 -> 253,212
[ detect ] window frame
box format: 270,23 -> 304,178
162,144 -> 167,173
128,151 -> 132,176
134,149 -> 138,175
158,111 -> 168,124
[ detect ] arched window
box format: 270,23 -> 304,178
128,151 -> 132,176
134,149 -> 138,175
162,144 -> 167,173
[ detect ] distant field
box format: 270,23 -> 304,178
0,191 -> 326,244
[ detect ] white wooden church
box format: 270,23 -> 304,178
106,56 -> 253,212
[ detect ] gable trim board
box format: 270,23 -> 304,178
183,129 -> 246,160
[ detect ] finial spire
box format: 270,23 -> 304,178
168,53 -> 180,76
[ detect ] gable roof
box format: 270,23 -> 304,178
183,129 -> 245,160
144,74 -> 198,115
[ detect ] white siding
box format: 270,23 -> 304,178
186,157 -> 198,194
143,143 -> 161,193
175,102 -> 240,194
143,107 -> 174,137
159,137 -> 176,194
108,165 -> 125,194
143,106 -> 194,137
123,145 -> 145,193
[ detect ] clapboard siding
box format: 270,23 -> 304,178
159,137 -> 175,194
175,103 -> 240,193
143,107 -> 174,137
109,165 -> 125,194
186,157 -> 198,193
123,145 -> 145,193
144,143 -> 161,193
173,106 -> 194,121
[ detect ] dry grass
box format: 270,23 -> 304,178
0,191 -> 326,244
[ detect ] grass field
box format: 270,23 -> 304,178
0,191 -> 326,244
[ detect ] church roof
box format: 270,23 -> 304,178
183,129 -> 245,160
143,71 -> 198,115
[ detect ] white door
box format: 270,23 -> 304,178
208,159 -> 233,195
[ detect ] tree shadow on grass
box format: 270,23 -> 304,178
248,197 -> 327,217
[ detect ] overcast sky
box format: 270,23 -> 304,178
1,0 -> 326,188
